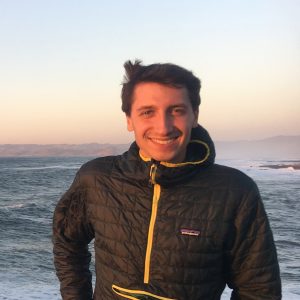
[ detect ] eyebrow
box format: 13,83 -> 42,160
136,106 -> 155,112
136,104 -> 188,111
169,104 -> 188,109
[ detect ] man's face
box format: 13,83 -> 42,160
126,82 -> 198,163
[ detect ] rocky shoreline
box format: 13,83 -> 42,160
260,163 -> 300,170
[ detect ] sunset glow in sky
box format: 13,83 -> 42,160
1,0 -> 299,144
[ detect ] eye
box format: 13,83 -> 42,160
140,110 -> 154,118
172,107 -> 186,115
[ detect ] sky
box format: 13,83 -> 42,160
0,0 -> 299,144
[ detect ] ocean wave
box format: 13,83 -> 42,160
5,165 -> 80,171
1,203 -> 25,209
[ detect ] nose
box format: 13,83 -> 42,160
154,112 -> 173,135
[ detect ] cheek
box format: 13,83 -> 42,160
131,122 -> 147,138
177,117 -> 196,131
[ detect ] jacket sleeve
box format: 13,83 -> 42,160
52,174 -> 95,300
224,182 -> 282,300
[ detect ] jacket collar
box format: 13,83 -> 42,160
138,125 -> 215,166
121,125 -> 215,187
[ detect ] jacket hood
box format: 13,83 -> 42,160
118,125 -> 215,187
186,124 -> 216,166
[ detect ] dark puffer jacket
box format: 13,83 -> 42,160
53,126 -> 281,300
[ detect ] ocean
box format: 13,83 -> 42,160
0,156 -> 299,300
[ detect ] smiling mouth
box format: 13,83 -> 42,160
148,136 -> 179,145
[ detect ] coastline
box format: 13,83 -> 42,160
260,163 -> 300,170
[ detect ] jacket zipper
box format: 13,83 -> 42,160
144,163 -> 161,284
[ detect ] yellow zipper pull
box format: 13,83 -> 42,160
149,163 -> 158,185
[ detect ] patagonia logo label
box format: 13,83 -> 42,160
180,228 -> 201,236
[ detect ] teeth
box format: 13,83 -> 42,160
150,138 -> 176,144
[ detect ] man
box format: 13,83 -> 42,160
53,60 -> 281,299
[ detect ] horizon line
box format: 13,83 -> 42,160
1,134 -> 300,146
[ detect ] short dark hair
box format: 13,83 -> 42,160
121,60 -> 201,115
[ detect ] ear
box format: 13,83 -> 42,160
126,115 -> 134,132
192,109 -> 199,128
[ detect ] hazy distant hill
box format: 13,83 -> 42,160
215,135 -> 300,159
0,143 -> 129,157
0,135 -> 299,159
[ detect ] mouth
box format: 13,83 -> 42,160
148,136 -> 179,145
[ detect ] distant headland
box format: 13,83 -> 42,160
0,135 -> 299,160
215,135 -> 300,160
0,143 -> 129,157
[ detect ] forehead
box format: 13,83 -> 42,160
132,82 -> 190,108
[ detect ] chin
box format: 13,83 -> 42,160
152,153 -> 180,163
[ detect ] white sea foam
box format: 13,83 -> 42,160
1,203 -> 25,209
8,165 -> 80,171
287,166 -> 295,171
